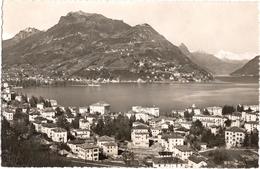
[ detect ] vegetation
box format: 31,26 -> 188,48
92,114 -> 132,141
222,105 -> 235,115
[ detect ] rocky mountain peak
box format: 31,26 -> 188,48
12,27 -> 41,41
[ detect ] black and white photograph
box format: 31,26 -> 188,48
1,0 -> 259,168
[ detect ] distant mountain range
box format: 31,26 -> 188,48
231,56 -> 259,76
2,11 -> 212,82
179,43 -> 248,75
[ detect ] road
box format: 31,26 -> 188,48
63,157 -> 128,167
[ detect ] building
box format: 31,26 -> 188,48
151,127 -> 162,137
70,129 -> 91,139
49,99 -> 58,107
15,95 -> 22,102
67,139 -> 86,154
135,112 -> 153,122
102,142 -> 118,157
193,115 -> 226,127
244,121 -> 259,133
132,106 -> 159,117
41,123 -> 58,138
97,135 -> 115,147
231,119 -> 241,127
79,119 -> 91,130
51,128 -> 67,143
79,107 -> 89,114
131,124 -> 150,148
174,145 -> 193,160
41,108 -> 56,121
225,112 -> 241,121
242,111 -> 257,122
161,133 -> 184,152
2,109 -> 15,121
29,111 -> 41,122
37,103 -> 44,110
152,157 -> 185,168
77,143 -> 99,161
206,106 -> 222,116
225,127 -> 245,148
244,105 -> 259,112
89,101 -> 110,115
188,155 -> 208,168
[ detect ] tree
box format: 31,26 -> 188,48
202,109 -> 210,115
129,115 -> 136,127
55,107 -> 63,117
56,115 -> 70,131
29,96 -> 38,107
190,120 -> 204,136
71,116 -> 80,129
122,151 -> 135,166
237,104 -> 244,112
222,105 -> 235,115
224,119 -> 232,127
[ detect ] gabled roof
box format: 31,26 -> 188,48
226,126 -> 245,133
103,142 -> 117,147
153,157 -> 184,164
162,133 -> 183,140
97,135 -> 115,142
175,145 -> 193,152
158,151 -> 173,156
52,127 -> 67,133
132,124 -> 150,130
90,101 -> 110,107
78,143 -> 98,150
188,155 -> 207,164
41,123 -> 58,128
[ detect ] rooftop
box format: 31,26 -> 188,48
97,135 -> 115,142
90,101 -> 110,107
226,126 -> 245,133
78,143 -> 98,150
158,151 -> 173,156
52,127 -> 67,133
175,145 -> 193,152
41,123 -> 58,128
188,155 -> 207,164
153,157 -> 184,164
162,133 -> 183,140
132,124 -> 150,130
103,142 -> 117,147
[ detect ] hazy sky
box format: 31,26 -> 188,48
2,0 -> 259,58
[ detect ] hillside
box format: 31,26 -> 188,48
179,44 -> 247,75
231,56 -> 259,76
3,11 -> 212,82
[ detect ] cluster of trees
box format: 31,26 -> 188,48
29,96 -> 51,108
1,118 -> 84,167
92,115 -> 136,141
243,130 -> 259,148
187,120 -> 225,150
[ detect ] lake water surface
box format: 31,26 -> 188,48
16,77 -> 259,113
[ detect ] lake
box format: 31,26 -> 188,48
16,76 -> 259,113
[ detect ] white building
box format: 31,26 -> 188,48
41,123 -> 58,138
2,110 -> 14,121
29,111 -> 41,122
41,108 -> 56,121
193,115 -> 226,127
131,125 -> 150,148
89,101 -> 110,115
15,95 -> 22,102
174,145 -> 193,160
77,143 -> 99,161
37,103 -> 44,110
79,119 -> 91,130
244,105 -> 259,112
102,142 -> 118,157
242,111 -> 257,122
49,99 -> 58,107
151,127 -> 162,137
231,119 -> 241,127
188,155 -> 207,168
206,106 -> 222,116
225,112 -> 241,121
70,128 -> 91,139
79,107 -> 89,114
132,106 -> 159,117
225,127 -> 245,148
51,127 -> 67,143
161,133 -> 184,152
244,121 -> 259,133
153,157 -> 185,168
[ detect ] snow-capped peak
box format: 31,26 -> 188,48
215,50 -> 257,61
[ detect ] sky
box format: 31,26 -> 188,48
2,0 -> 259,59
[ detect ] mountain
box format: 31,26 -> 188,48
3,11 -> 212,82
215,50 -> 256,61
3,27 -> 42,48
231,56 -> 259,76
179,44 -> 247,75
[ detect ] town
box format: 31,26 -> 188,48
1,82 -> 259,167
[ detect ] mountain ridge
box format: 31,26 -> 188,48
3,11 -> 212,82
